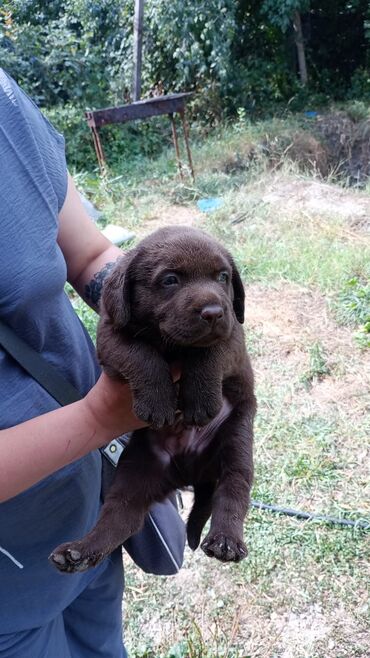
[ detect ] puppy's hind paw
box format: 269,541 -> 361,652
201,532 -> 247,563
49,543 -> 104,574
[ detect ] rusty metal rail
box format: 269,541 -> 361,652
85,92 -> 195,180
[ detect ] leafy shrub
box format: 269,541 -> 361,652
0,0 -> 128,106
348,67 -> 370,103
225,58 -> 297,116
4,0 -> 370,134
45,105 -> 96,170
45,105 -> 173,171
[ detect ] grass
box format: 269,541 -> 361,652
71,115 -> 370,657
300,342 -> 331,388
336,276 -> 370,348
203,186 -> 370,294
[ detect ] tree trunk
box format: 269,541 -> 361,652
132,0 -> 145,101
293,10 -> 308,86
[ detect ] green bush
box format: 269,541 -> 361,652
45,105 -> 96,170
348,67 -> 370,103
225,58 -> 296,116
45,105 -> 173,171
4,0 -> 370,133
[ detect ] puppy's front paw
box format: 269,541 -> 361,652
180,391 -> 223,427
49,542 -> 104,573
201,532 -> 247,562
133,389 -> 177,429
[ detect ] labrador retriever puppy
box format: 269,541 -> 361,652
50,226 -> 256,572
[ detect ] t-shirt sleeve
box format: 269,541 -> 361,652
0,68 -> 68,213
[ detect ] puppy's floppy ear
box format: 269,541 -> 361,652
102,256 -> 132,327
230,257 -> 245,324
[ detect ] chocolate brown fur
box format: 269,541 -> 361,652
50,226 -> 256,572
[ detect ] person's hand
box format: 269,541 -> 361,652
82,372 -> 146,447
82,363 -> 181,449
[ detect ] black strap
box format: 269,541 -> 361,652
0,320 -> 129,468
0,320 -> 81,406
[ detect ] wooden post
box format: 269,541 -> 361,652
293,10 -> 308,86
133,0 -> 145,101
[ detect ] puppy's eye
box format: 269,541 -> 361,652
162,273 -> 180,287
217,271 -> 229,283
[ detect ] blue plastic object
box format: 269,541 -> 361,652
304,111 -> 318,118
197,197 -> 224,213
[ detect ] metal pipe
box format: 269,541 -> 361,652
180,109 -> 195,181
169,113 -> 183,180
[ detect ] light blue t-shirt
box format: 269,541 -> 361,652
0,69 -> 106,633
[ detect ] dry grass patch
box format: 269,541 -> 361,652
261,176 -> 370,235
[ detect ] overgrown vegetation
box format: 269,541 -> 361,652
4,0 -> 370,110
3,1 -> 370,168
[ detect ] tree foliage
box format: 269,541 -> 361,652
261,0 -> 310,31
2,0 -> 370,121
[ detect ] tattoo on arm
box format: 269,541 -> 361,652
84,262 -> 116,309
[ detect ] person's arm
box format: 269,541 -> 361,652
0,373 -> 146,503
57,173 -> 124,309
0,175 -> 135,503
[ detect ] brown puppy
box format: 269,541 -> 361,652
50,226 -> 256,572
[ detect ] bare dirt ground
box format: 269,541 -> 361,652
137,202 -> 200,236
246,281 -> 370,420
261,178 -> 370,234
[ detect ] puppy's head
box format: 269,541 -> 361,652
102,226 -> 244,347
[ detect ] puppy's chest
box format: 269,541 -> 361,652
149,399 -> 233,466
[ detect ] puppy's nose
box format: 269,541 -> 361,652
200,305 -> 224,324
